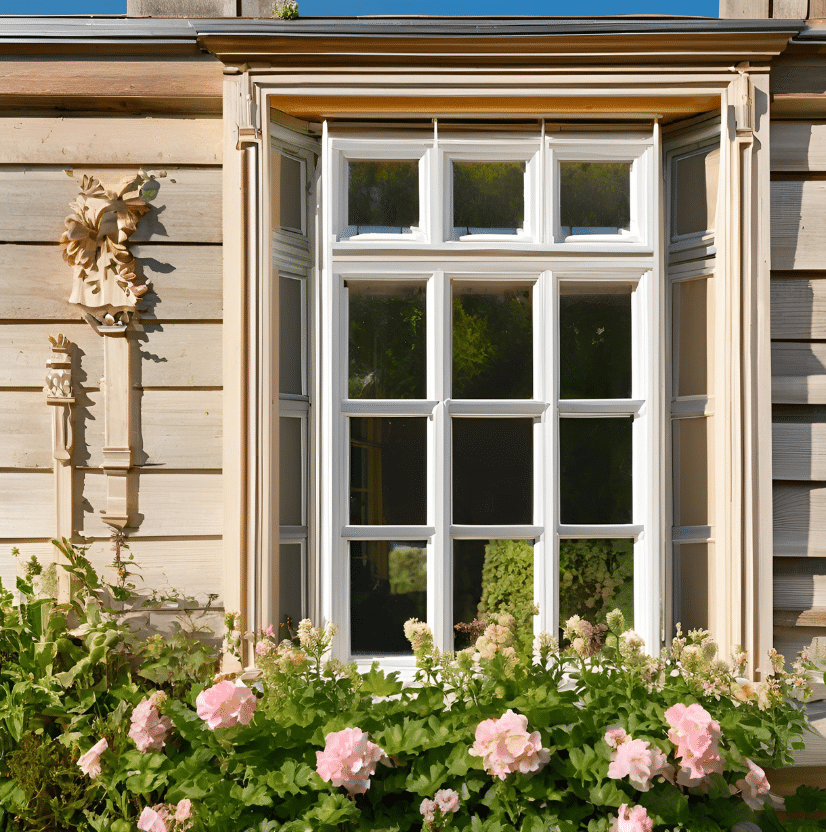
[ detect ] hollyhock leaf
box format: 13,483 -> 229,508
705,772 -> 732,800
306,792 -> 359,826
639,782 -> 690,824
408,760 -> 449,795
785,785 -> 826,814
233,780 -> 272,806
587,780 -> 625,808
568,745 -> 600,781
360,666 -> 403,697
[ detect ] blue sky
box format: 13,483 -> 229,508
0,0 -> 720,17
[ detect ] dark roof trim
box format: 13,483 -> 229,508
793,21 -> 826,41
0,15 -> 806,44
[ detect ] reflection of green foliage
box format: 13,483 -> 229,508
348,161 -> 418,229
559,295 -> 631,399
452,291 -> 532,399
559,539 -> 634,627
478,540 -> 534,645
453,162 -> 525,230
349,292 -> 425,398
560,162 -> 630,232
388,546 -> 427,595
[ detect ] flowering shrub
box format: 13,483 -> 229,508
1,539 -> 826,831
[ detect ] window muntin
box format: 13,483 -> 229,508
325,127 -> 660,665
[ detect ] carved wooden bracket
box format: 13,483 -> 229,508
45,334 -> 75,602
61,170 -> 160,311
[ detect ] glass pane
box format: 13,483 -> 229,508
279,543 -> 304,632
673,148 -> 719,238
348,282 -> 426,399
452,418 -> 533,525
559,417 -> 632,524
452,285 -> 532,399
346,160 -> 419,236
453,539 -> 534,651
452,161 -> 525,237
350,540 -> 426,655
674,417 -> 710,526
559,162 -> 631,236
677,543 -> 709,631
279,417 -> 303,526
280,276 -> 303,396
350,417 -> 426,525
675,278 -> 710,398
559,539 -> 633,628
279,153 -> 303,233
559,292 -> 631,399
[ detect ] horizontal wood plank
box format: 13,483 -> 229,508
0,391 -> 52,469
0,58 -> 223,104
0,117 -> 222,166
0,322 -> 222,389
774,483 -> 826,557
772,180 -> 826,271
0,244 -> 222,322
775,558 -> 826,609
775,607 -> 826,626
0,167 -> 221,244
771,277 -> 826,339
85,537 -> 224,602
79,470 -> 223,538
773,422 -> 826,480
0,542 -> 55,599
772,342 -> 826,404
0,472 -> 54,538
771,58 -> 826,96
136,323 -> 223,388
772,123 -> 826,172
775,626 -> 826,662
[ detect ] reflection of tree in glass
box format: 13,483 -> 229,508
559,294 -> 631,400
388,545 -> 427,595
453,162 -> 525,232
559,539 -> 633,628
348,161 -> 419,230
452,291 -> 532,399
559,162 -> 630,233
478,539 -> 535,647
349,292 -> 425,399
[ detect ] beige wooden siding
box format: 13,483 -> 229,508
0,109 -> 224,609
771,117 -> 826,666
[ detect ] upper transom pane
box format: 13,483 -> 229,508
559,161 -> 631,237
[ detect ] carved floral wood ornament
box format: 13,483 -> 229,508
60,170 -> 159,310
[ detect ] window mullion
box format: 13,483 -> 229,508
429,270 -> 451,651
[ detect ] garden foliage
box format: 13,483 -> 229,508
1,540 -> 826,831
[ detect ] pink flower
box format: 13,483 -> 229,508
137,806 -> 170,832
129,692 -> 173,753
315,727 -> 389,795
420,798 -> 436,824
664,703 -> 723,785
175,798 -> 192,822
77,737 -> 108,778
604,727 -> 630,749
434,788 -> 461,814
469,709 -> 551,780
195,680 -> 257,730
610,804 -> 654,832
607,736 -> 674,792
735,758 -> 772,809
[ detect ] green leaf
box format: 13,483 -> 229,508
360,664 -> 404,697
587,779 -> 626,808
786,785 -> 826,814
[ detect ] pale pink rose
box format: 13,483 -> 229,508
175,798 -> 192,822
665,703 -> 723,784
129,693 -> 173,753
469,709 -> 551,780
195,680 -> 257,730
735,758 -> 772,809
255,639 -> 275,656
420,798 -> 437,824
604,727 -> 629,749
137,806 -> 170,832
433,788 -> 461,814
648,745 -> 675,786
77,737 -> 108,778
609,804 -> 654,832
315,727 -> 389,796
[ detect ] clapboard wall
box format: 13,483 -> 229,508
0,81 -> 225,627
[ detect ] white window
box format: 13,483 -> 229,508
319,123 -> 663,668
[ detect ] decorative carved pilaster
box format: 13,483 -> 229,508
45,334 -> 75,602
84,312 -> 133,531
